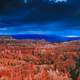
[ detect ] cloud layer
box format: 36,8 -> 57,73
0,0 -> 80,36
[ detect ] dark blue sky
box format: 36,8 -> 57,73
0,0 -> 80,37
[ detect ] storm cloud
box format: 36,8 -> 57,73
0,0 -> 80,36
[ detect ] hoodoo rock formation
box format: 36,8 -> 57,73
0,36 -> 79,80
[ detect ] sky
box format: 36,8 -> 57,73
0,0 -> 80,37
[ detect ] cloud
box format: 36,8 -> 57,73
66,35 -> 80,38
0,0 -> 80,36
0,28 -> 8,30
0,26 -> 79,37
54,0 -> 67,3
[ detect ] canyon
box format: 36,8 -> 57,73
0,36 -> 80,80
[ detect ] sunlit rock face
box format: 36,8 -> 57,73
0,36 -> 79,80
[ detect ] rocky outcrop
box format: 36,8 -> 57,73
0,36 -> 79,80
